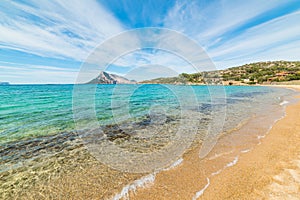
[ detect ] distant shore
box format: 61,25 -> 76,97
266,84 -> 300,90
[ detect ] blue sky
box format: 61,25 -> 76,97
1,0 -> 300,83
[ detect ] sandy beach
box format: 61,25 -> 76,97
2,1 -> 300,199
268,85 -> 300,91
200,87 -> 300,199
1,86 -> 299,200
127,86 -> 300,200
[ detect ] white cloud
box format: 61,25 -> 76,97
163,0 -> 300,69
100,28 -> 217,77
210,11 -> 300,67
164,0 -> 282,43
0,0 -> 124,61
0,63 -> 78,84
123,64 -> 179,81
111,50 -> 197,74
1,0 -> 300,83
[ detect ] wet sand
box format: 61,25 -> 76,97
2,86 -> 299,199
268,85 -> 300,91
200,97 -> 300,199
128,86 -> 300,200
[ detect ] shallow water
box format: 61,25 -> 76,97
0,84 -> 297,199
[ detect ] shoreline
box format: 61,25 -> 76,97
125,86 -> 300,200
200,90 -> 300,199
265,84 -> 300,91
1,85 -> 298,199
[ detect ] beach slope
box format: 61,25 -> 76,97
129,87 -> 300,200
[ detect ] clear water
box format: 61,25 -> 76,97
0,84 -> 297,199
0,85 -> 294,143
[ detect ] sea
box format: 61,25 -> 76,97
0,84 -> 298,199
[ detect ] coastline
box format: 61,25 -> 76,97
126,86 -> 300,200
266,84 -> 300,91
1,85 -> 299,199
200,89 -> 300,199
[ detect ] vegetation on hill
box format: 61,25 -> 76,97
221,61 -> 300,84
140,61 -> 300,85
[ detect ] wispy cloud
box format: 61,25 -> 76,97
163,0 -> 300,68
0,0 -> 124,61
210,10 -> 300,67
1,0 -> 300,83
0,62 -> 78,84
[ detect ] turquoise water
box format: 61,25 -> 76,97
0,84 -> 295,144
0,84 -> 297,198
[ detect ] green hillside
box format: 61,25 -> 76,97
140,61 -> 300,85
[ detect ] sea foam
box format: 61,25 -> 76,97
226,156 -> 239,167
280,100 -> 289,106
211,156 -> 239,177
111,158 -> 183,200
163,158 -> 183,171
192,178 -> 210,200
111,173 -> 156,200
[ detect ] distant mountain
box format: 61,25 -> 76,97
87,71 -> 136,84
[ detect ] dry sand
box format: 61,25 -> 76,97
200,95 -> 300,199
2,86 -> 299,200
127,86 -> 300,200
267,85 -> 300,91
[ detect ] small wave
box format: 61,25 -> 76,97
241,149 -> 251,153
193,156 -> 240,198
226,156 -> 239,167
257,109 -> 286,145
279,100 -> 289,106
111,173 -> 156,200
208,150 -> 233,160
211,169 -> 222,176
111,158 -> 183,200
211,156 -> 239,177
257,135 -> 266,140
192,178 -> 210,200
163,158 -> 183,171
